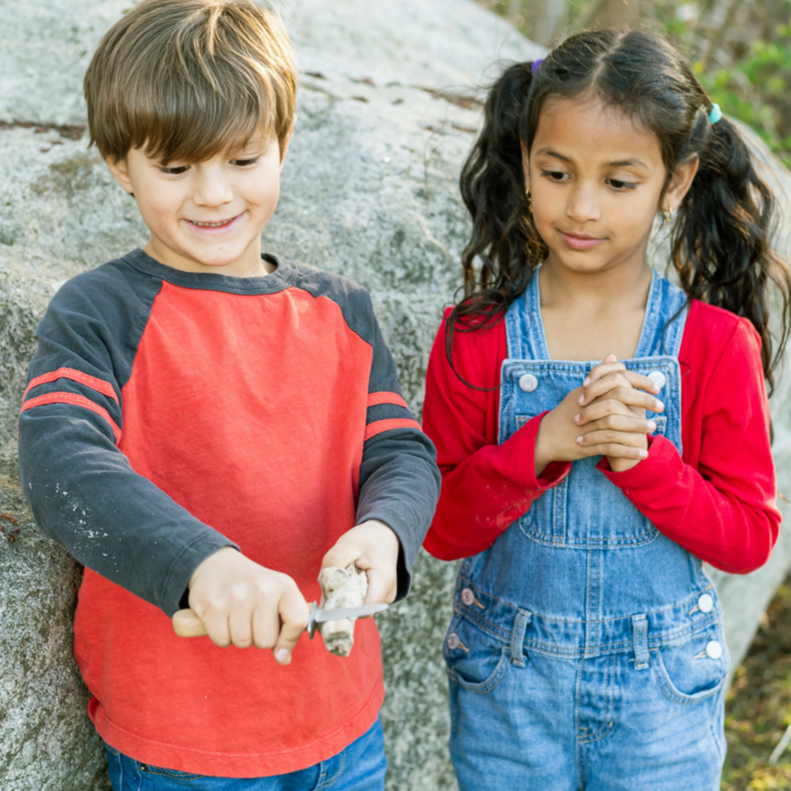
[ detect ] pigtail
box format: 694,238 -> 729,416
672,111 -> 791,395
446,62 -> 545,375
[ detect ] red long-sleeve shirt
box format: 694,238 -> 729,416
423,299 -> 781,574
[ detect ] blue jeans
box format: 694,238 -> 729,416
105,718 -> 386,791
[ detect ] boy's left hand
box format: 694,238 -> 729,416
321,519 -> 400,606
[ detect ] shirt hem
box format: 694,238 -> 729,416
91,680 -> 385,778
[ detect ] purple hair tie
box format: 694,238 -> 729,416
531,58 -> 543,75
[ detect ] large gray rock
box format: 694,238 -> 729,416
0,2 -> 788,790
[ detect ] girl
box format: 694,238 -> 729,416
422,29 -> 791,790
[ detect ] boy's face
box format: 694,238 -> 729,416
106,130 -> 292,277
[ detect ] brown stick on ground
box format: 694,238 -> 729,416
317,564 -> 368,657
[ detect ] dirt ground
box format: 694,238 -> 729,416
722,577 -> 791,790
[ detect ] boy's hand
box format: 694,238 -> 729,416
534,355 -> 663,475
321,520 -> 400,606
187,547 -> 309,664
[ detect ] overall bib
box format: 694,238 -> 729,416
443,271 -> 729,791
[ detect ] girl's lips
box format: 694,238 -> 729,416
559,230 -> 605,250
184,212 -> 245,235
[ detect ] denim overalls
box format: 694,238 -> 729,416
443,270 -> 729,791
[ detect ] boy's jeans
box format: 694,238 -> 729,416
105,718 -> 386,791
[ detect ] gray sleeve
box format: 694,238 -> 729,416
17,272 -> 236,616
356,303 -> 440,601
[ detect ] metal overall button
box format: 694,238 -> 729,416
705,640 -> 723,660
698,593 -> 714,614
461,587 -> 475,606
648,371 -> 666,390
518,373 -> 538,393
447,632 -> 460,650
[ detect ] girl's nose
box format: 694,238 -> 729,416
566,184 -> 601,224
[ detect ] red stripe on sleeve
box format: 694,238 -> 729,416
366,392 -> 409,409
364,418 -> 422,441
20,392 -> 122,442
24,368 -> 119,403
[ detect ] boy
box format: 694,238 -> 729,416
17,0 -> 440,787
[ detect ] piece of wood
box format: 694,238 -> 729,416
318,564 -> 368,657
172,609 -> 207,637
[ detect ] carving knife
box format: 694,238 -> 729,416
172,602 -> 388,639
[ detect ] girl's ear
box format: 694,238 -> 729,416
520,140 -> 531,193
105,156 -> 134,195
662,155 -> 700,213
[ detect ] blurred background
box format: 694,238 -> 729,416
478,2 -> 791,789
480,0 -> 791,167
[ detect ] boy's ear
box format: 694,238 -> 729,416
663,154 -> 699,213
105,155 -> 134,195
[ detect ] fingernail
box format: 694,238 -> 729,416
656,401 -> 665,411
647,421 -> 657,432
573,414 -> 580,423
639,450 -> 648,458
576,436 -> 583,444
275,649 -> 290,663
583,377 -> 590,386
578,395 -> 585,404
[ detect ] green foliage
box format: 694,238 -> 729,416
693,25 -> 791,168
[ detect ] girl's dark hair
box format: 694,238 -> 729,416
451,29 -> 791,394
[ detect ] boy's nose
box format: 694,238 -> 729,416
193,172 -> 234,207
566,184 -> 601,224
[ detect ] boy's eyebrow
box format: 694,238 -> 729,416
534,148 -> 649,169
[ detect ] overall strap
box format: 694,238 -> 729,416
504,270 -> 549,362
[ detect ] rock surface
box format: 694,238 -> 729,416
0,1 -> 789,790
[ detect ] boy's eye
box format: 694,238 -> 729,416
541,169 -> 569,182
160,165 -> 190,176
231,157 -> 259,167
608,178 -> 638,191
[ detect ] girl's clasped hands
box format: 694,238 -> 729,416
535,352 -> 664,475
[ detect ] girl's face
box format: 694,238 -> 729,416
524,95 -> 697,278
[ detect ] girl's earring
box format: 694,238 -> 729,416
662,207 -> 675,230
526,188 -> 532,214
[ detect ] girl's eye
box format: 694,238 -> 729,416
541,169 -> 569,182
231,157 -> 259,167
608,178 -> 638,191
160,165 -> 190,176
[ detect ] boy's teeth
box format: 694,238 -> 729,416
193,219 -> 228,227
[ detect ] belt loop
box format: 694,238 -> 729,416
510,610 -> 531,667
632,614 -> 649,671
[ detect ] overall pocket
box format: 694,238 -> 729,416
652,624 -> 729,704
442,614 -> 513,694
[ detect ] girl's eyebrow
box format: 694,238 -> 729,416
535,148 -> 650,170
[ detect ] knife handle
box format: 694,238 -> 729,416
172,608 -> 208,637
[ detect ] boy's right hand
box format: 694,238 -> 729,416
186,547 -> 309,665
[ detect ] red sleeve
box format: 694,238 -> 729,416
598,304 -> 781,574
422,313 -> 570,560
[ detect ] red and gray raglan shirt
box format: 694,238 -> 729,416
17,248 -> 440,778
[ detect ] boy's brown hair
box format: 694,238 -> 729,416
84,0 -> 296,164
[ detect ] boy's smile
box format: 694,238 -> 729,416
106,131 -> 292,277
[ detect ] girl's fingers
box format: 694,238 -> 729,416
578,441 -> 648,460
582,388 -> 664,415
580,369 -> 661,405
582,360 -> 626,388
577,428 -> 647,449
576,413 -> 657,435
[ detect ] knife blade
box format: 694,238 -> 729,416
307,601 -> 389,638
